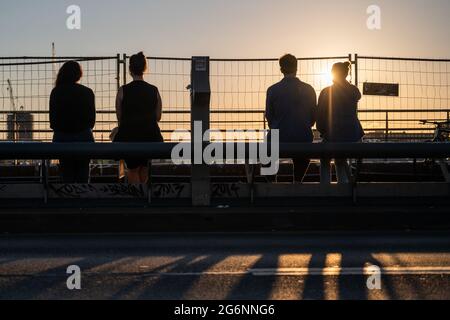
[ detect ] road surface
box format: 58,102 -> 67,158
0,232 -> 449,300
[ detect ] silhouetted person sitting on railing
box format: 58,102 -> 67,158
114,52 -> 163,184
50,61 -> 96,183
266,54 -> 317,183
317,62 -> 364,184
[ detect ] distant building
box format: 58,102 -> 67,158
7,111 -> 33,141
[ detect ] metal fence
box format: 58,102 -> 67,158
357,56 -> 450,141
125,55 -> 192,140
1,54 -> 449,143
209,56 -> 351,140
0,56 -> 119,142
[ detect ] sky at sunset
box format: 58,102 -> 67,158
0,0 -> 449,142
0,0 -> 449,58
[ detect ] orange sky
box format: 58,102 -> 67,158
0,0 -> 449,59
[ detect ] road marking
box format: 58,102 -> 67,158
2,267 -> 450,278
249,266 -> 450,276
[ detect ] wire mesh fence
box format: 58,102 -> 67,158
357,56 -> 450,141
128,56 -> 192,141
0,54 -> 449,143
209,56 -> 351,140
0,56 -> 119,142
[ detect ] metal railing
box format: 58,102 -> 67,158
1,54 -> 449,142
1,142 -> 450,160
0,142 -> 449,204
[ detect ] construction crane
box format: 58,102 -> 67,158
6,79 -> 16,111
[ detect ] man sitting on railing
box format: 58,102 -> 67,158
265,54 -> 317,183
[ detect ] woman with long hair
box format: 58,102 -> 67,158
317,62 -> 364,184
114,52 -> 163,184
50,61 -> 96,183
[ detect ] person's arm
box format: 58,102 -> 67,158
353,85 -> 365,139
308,87 -> 318,127
88,89 -> 96,130
316,90 -> 327,135
115,86 -> 124,126
156,89 -> 163,122
49,89 -> 56,131
354,85 -> 362,102
265,88 -> 274,128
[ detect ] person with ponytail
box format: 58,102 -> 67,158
50,61 -> 96,183
317,61 -> 364,184
114,52 -> 163,184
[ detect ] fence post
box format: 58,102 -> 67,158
116,54 -> 121,91
42,159 -> 49,204
190,57 -> 211,206
354,54 -> 359,87
385,112 -> 389,142
122,54 -> 127,85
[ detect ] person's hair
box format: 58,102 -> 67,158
129,51 -> 148,76
55,61 -> 83,86
332,61 -> 351,80
279,54 -> 298,75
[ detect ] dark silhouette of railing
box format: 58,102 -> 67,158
1,141 -> 449,160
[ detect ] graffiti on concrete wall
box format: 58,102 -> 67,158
49,184 -> 146,199
211,183 -> 242,198
152,183 -> 187,199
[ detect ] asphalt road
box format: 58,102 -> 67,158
0,232 -> 450,300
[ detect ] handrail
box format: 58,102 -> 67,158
357,56 -> 450,62
0,142 -> 449,160
1,109 -> 448,114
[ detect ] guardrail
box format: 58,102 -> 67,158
0,142 -> 449,206
1,142 -> 450,160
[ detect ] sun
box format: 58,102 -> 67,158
320,70 -> 334,86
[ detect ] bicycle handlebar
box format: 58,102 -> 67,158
420,120 -> 450,126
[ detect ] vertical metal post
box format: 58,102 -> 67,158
122,54 -> 127,85
42,159 -> 49,204
385,112 -> 389,142
351,53 -> 361,200
190,57 -> 211,206
116,54 -> 121,90
348,54 -> 353,84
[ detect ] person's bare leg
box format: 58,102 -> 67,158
335,159 -> 350,184
127,169 -> 140,184
320,158 -> 332,184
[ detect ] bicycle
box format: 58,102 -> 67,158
418,120 -> 450,182
420,120 -> 450,143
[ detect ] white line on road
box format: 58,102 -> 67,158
2,267 -> 450,278
249,267 -> 450,276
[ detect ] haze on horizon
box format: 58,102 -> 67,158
0,0 -> 449,59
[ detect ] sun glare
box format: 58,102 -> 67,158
320,71 -> 334,86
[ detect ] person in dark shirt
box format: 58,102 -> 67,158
50,61 -> 96,183
266,54 -> 317,183
114,52 -> 163,184
317,62 -> 364,184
